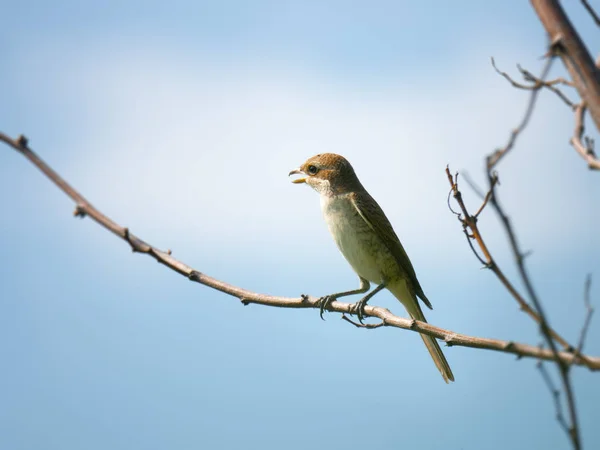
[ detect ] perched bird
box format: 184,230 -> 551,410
289,153 -> 454,383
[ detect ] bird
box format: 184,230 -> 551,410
289,153 -> 454,383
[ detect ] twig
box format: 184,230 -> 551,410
445,167 -> 594,370
581,0 -> 600,27
532,0 -> 600,132
474,175 -> 498,218
517,64 -> 576,108
488,56 -> 554,170
538,359 -> 571,436
461,172 -> 486,200
3,132 -> 598,369
574,275 -> 595,360
484,126 -> 582,448
491,58 -> 576,108
570,103 -> 600,170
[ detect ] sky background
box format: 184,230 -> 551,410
1,1 -> 599,449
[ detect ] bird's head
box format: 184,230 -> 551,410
289,153 -> 362,195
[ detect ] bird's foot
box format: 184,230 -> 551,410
317,295 -> 336,320
350,298 -> 369,323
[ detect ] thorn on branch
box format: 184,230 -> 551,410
16,135 -> 28,149
73,204 -> 87,218
240,297 -> 250,306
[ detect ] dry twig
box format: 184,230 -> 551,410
532,0 -> 600,132
570,103 -> 600,170
482,166 -> 582,450
487,56 -> 554,169
575,275 -> 595,360
538,358 -> 571,436
445,167 -> 593,370
580,0 -> 600,26
492,57 -> 576,108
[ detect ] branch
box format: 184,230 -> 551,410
487,56 -> 554,170
531,0 -> 600,132
538,358 -> 571,437
575,275 -> 595,358
580,0 -> 600,27
570,103 -> 600,170
481,165 -> 582,450
492,58 -> 576,108
445,167 -> 595,370
2,132 -> 599,371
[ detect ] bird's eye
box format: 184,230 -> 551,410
307,165 -> 318,175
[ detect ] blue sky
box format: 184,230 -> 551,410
1,1 -> 599,449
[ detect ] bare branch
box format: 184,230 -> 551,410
488,56 -> 554,170
538,359 -> 571,436
580,0 -> 600,27
2,132 -> 597,369
570,103 -> 600,170
531,0 -> 600,132
485,133 -> 583,449
474,174 -> 498,218
574,275 -> 595,360
445,167 -> 596,373
491,58 -> 576,108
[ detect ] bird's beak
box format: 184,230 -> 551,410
288,168 -> 306,184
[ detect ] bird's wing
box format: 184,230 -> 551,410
349,191 -> 433,309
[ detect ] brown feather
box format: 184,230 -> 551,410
349,190 -> 433,309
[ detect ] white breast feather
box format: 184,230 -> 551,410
320,194 -> 383,283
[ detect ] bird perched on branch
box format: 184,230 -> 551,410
289,153 -> 454,383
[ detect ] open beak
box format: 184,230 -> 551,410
288,168 -> 306,184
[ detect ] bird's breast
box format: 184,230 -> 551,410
320,194 -> 395,283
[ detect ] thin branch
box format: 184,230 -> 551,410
532,0 -> 600,132
484,170 -> 580,449
570,103 -> 600,170
581,0 -> 600,27
474,175 -> 498,218
575,275 -> 595,359
2,132 -> 599,370
538,359 -> 571,436
488,56 -> 554,170
461,172 -> 486,200
445,167 -> 596,370
491,57 -> 576,108
517,64 -> 576,108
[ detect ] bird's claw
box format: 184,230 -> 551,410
317,295 -> 336,320
351,298 -> 368,323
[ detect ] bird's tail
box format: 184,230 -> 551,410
390,282 -> 455,383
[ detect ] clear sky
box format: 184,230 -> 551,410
1,1 -> 599,449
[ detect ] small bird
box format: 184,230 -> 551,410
289,153 -> 454,383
